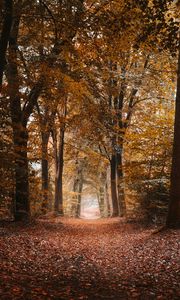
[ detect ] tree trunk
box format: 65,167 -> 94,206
116,151 -> 126,217
166,42 -> 180,228
98,186 -> 105,217
103,168 -> 111,217
105,180 -> 111,217
13,125 -> 30,221
0,0 -> 13,91
98,171 -> 108,217
110,155 -> 119,217
54,126 -> 65,215
74,160 -> 83,218
41,132 -> 49,213
7,11 -> 30,221
72,177 -> 79,217
75,175 -> 83,218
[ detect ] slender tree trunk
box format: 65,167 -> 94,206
54,126 -> 65,215
75,174 -> 83,218
104,180 -> 111,217
166,42 -> 180,228
104,168 -> 111,217
74,159 -> 83,218
98,171 -> 108,217
41,132 -> 49,213
98,186 -> 105,217
0,0 -> 13,91
110,155 -> 119,217
116,151 -> 126,217
72,177 -> 79,217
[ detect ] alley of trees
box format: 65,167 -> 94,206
0,1 -> 180,299
1,0 -> 180,226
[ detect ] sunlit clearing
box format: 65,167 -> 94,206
80,194 -> 101,219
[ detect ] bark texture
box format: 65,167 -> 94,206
41,132 -> 50,213
166,42 -> 180,228
110,155 -> 119,217
54,126 -> 65,215
116,151 -> 126,217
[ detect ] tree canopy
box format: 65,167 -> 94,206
0,0 -> 179,227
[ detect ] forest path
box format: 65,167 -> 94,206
0,217 -> 179,300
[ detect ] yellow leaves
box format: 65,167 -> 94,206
63,75 -> 88,99
125,95 -> 174,175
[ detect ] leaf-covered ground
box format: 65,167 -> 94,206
0,217 -> 179,300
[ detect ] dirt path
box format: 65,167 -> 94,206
0,217 -> 179,299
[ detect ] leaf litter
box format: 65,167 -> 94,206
0,217 -> 179,299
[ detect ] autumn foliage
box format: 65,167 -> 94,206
0,217 -> 180,299
0,2 -> 180,299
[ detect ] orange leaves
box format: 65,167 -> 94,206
11,286 -> 22,296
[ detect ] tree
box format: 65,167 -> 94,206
3,0 -> 85,221
0,93 -> 14,219
0,0 -> 179,224
53,100 -> 67,215
36,101 -> 55,214
166,38 -> 180,228
74,158 -> 84,218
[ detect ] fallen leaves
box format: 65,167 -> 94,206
0,217 -> 179,299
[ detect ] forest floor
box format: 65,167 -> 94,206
0,217 -> 179,300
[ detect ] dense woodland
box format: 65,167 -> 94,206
0,1 -> 180,299
1,0 -> 180,226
